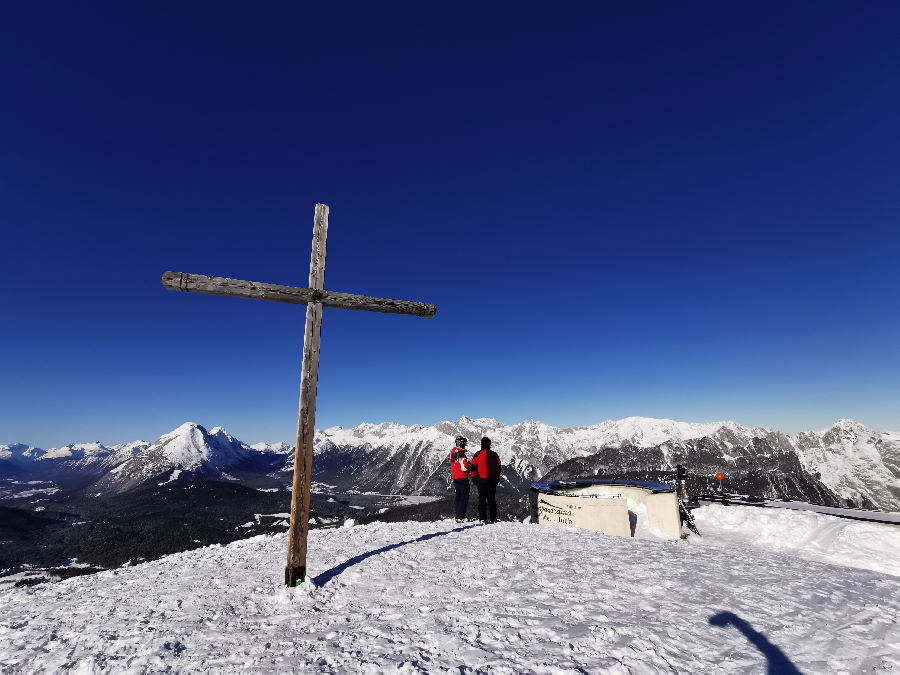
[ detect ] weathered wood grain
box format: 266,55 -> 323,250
161,271 -> 435,318
286,203 -> 329,587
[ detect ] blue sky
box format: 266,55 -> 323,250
2,1 -> 899,447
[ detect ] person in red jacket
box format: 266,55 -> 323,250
469,436 -> 502,523
449,435 -> 472,522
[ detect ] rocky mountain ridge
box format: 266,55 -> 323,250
309,416 -> 900,509
3,416 -> 899,509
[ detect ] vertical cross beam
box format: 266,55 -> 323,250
285,203 -> 329,587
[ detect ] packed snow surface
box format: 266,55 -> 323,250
693,503 -> 900,577
765,499 -> 900,524
2,514 -> 899,672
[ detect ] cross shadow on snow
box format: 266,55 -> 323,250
708,611 -> 801,674
313,524 -> 478,587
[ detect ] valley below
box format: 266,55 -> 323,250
0,482 -> 530,588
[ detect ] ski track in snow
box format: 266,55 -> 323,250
2,518 -> 899,673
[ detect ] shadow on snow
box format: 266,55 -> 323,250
315,532 -> 800,675
709,611 -> 801,674
313,524 -> 478,587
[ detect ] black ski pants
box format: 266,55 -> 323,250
475,477 -> 499,522
453,478 -> 470,519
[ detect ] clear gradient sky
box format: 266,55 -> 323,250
2,1 -> 899,448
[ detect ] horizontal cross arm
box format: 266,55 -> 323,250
161,271 -> 436,318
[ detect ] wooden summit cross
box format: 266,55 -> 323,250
161,203 -> 435,587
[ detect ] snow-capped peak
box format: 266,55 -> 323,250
589,417 -> 758,447
154,423 -> 216,469
0,443 -> 41,462
823,419 -> 875,437
88,422 -> 254,494
39,442 -> 112,461
250,441 -> 293,455
150,422 -> 250,470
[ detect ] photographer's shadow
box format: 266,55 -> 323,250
709,611 -> 800,674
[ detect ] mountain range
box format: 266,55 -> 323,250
2,417 -> 899,510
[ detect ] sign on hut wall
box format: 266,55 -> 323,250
536,492 -> 632,537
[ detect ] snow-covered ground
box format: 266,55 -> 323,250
766,499 -> 900,524
693,503 -> 900,577
1,511 -> 898,672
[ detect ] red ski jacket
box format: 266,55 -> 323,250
469,448 -> 501,479
449,446 -> 471,479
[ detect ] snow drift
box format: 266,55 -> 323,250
693,503 -> 900,577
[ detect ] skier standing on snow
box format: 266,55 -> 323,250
449,435 -> 472,523
470,436 -> 502,523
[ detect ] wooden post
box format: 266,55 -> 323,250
286,203 -> 329,587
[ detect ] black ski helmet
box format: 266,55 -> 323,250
454,435 -> 468,447
481,436 -> 491,448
